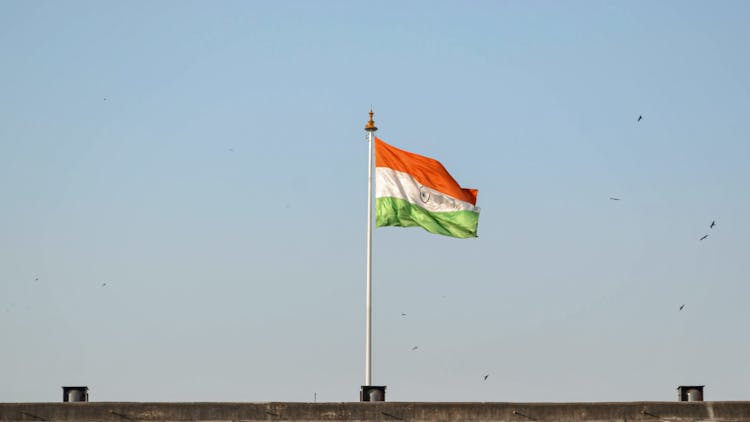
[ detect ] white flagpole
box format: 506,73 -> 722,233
364,110 -> 377,386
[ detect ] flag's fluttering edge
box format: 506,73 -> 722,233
375,137 -> 480,238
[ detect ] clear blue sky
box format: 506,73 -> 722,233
2,0 -> 749,403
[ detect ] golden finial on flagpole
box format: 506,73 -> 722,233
364,109 -> 378,132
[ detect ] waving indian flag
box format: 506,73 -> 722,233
375,137 -> 480,238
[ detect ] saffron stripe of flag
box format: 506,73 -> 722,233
375,137 -> 480,238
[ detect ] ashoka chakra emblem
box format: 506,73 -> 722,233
419,186 -> 431,203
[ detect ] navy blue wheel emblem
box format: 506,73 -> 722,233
419,186 -> 430,203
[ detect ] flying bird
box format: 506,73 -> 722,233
101,282 -> 107,287
609,197 -> 621,201
34,277 -> 39,282
679,304 -> 685,311
411,346 -> 418,351
483,374 -> 489,381
637,115 -> 643,122
699,234 -> 709,241
401,313 -> 407,317
710,220 -> 716,229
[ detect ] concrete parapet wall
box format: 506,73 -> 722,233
2,402 -> 750,422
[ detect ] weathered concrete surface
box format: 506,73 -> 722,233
2,402 -> 750,422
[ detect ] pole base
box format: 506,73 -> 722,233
360,386 -> 386,402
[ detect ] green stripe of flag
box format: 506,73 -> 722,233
376,197 -> 479,239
